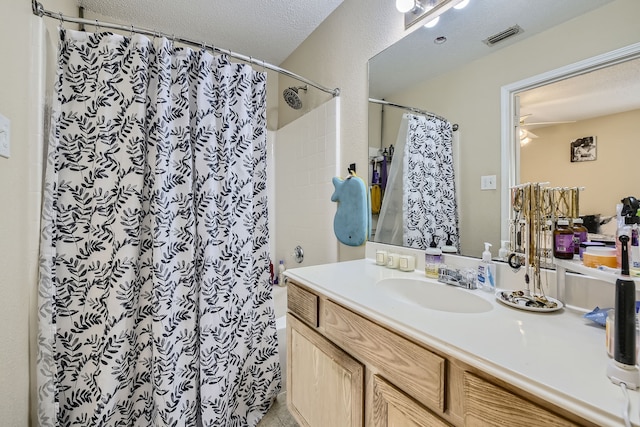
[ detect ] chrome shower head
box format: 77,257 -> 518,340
283,85 -> 307,110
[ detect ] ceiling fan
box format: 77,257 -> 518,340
518,114 -> 576,146
519,114 -> 576,127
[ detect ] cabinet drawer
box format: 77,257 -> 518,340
324,300 -> 445,413
287,281 -> 319,327
464,372 -> 579,427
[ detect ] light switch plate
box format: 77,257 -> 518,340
0,113 -> 10,159
480,174 -> 496,190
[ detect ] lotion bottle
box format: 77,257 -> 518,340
477,242 -> 496,292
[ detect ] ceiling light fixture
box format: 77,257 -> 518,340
396,0 -> 416,13
400,0 -> 470,29
424,16 -> 440,28
453,0 -> 470,9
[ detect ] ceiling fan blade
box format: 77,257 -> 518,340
521,120 -> 576,126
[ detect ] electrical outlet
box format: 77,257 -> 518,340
481,175 -> 496,190
0,113 -> 10,159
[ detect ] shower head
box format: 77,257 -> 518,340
283,85 -> 307,110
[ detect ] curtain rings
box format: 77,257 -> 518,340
130,25 -> 134,37
58,12 -> 63,26
95,20 -> 100,33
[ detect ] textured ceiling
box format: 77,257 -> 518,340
369,0 -> 615,99
77,0 -> 344,65
519,58 -> 640,128
369,0 -> 640,125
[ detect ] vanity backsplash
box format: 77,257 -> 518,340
366,242 -> 635,312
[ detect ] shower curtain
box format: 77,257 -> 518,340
375,113 -> 459,249
38,28 -> 280,427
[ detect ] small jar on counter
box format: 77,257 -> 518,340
554,219 -> 574,259
425,247 -> 443,278
399,254 -> 416,272
572,218 -> 588,255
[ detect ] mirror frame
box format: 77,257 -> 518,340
500,41 -> 640,243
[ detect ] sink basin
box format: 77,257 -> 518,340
376,278 -> 493,313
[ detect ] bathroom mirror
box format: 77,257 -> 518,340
368,0 -> 639,258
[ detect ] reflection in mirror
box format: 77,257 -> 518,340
368,0 -> 637,258
371,104 -> 460,251
502,45 -> 640,244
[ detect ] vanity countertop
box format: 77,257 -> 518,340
284,258 -> 639,427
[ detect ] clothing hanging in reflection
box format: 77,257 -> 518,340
375,113 -> 459,250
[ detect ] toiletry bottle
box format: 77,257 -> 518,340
425,247 -> 442,278
477,242 -> 496,292
553,219 -> 574,259
572,218 -> 588,255
631,210 -> 640,274
498,240 -> 510,261
441,234 -> 457,254
277,260 -> 286,287
616,218 -> 633,269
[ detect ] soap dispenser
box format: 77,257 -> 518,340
477,243 -> 496,292
498,240 -> 510,261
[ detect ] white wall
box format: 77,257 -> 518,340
0,1 -> 78,425
280,0 -> 640,259
273,98 -> 340,269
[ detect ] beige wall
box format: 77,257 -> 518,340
0,0 -> 77,425
521,109 -> 640,218
282,0 -> 640,258
1,0 -> 639,424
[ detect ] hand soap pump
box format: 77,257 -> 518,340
477,243 -> 496,292
498,240 -> 510,261
607,234 -> 640,389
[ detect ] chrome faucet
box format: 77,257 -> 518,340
438,267 -> 477,290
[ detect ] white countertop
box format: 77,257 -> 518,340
285,258 -> 640,427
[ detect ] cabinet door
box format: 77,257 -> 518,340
287,313 -> 364,427
373,375 -> 452,427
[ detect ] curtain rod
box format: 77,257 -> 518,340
31,0 -> 340,98
369,98 -> 458,130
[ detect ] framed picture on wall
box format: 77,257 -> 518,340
570,136 -> 597,162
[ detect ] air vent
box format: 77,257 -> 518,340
483,25 -> 524,46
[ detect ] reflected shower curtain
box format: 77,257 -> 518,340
38,29 -> 280,426
376,113 -> 459,249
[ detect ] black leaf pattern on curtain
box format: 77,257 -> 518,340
38,28 -> 280,427
403,115 -> 460,250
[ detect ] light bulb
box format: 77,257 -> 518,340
424,16 -> 440,28
454,0 -> 470,9
396,0 -> 416,13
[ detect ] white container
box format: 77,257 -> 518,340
399,255 -> 416,272
425,248 -> 442,278
277,260 -> 286,287
375,250 -> 388,266
387,253 -> 400,269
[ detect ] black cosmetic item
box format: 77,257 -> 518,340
614,234 -> 636,367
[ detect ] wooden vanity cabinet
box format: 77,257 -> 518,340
286,280 -> 592,427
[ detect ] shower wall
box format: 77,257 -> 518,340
270,97 -> 340,269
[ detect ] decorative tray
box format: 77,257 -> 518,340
496,290 -> 563,313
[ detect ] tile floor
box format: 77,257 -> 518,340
257,393 -> 298,427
